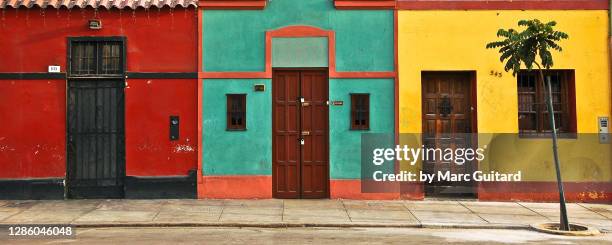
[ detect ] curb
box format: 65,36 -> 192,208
420,223 -> 529,230
0,222 -> 531,230
2,223 -> 609,233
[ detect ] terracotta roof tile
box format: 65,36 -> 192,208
0,0 -> 197,9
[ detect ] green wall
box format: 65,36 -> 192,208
201,0 -> 395,178
202,0 -> 394,72
202,79 -> 272,175
329,79 -> 395,179
202,78 -> 395,178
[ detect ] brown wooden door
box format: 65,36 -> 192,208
273,70 -> 329,199
422,72 -> 475,197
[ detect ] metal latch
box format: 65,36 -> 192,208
299,97 -> 310,106
301,131 -> 310,136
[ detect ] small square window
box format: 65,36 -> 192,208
351,94 -> 370,130
227,94 -> 246,131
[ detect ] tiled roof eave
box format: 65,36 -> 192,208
0,0 -> 197,9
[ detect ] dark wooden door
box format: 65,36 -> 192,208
273,71 -> 301,198
422,72 -> 475,197
299,71 -> 329,198
273,70 -> 329,199
67,80 -> 125,198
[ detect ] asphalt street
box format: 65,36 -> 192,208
1,227 -> 611,244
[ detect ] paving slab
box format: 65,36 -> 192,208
518,202 -> 587,211
531,209 -> 608,220
342,200 -> 407,211
460,201 -> 538,216
222,206 -> 282,216
567,218 -> 612,231
283,214 -> 351,223
74,210 -> 158,223
347,210 -> 418,223
0,206 -> 26,213
154,211 -> 222,223
283,203 -> 351,223
220,213 -> 282,223
223,199 -> 283,208
94,199 -> 165,212
3,209 -> 87,224
284,199 -> 344,210
0,200 -> 38,211
165,199 -> 225,206
283,208 -> 348,218
27,200 -> 101,212
0,210 -> 20,222
404,201 -> 471,213
159,201 -> 224,214
477,213 -> 550,225
411,210 -> 487,224
579,203 -> 612,219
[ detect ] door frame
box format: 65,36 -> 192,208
65,36 -> 127,198
271,68 -> 330,199
420,71 -> 478,197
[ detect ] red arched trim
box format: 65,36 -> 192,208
266,25 -> 331,37
265,25 -> 336,77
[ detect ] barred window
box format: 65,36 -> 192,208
517,70 -> 575,137
227,94 -> 246,130
351,94 -> 370,130
70,40 -> 123,76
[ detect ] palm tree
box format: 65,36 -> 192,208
486,19 -> 570,231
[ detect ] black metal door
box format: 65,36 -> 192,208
67,80 -> 125,198
66,37 -> 126,198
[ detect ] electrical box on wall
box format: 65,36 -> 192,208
599,117 -> 609,144
170,116 -> 180,141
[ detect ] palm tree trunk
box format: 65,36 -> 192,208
538,67 -> 570,231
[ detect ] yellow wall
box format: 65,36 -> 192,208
398,10 -> 610,134
398,10 -> 611,181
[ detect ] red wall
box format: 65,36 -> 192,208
0,7 -> 197,73
125,79 -> 197,176
0,7 -> 197,178
0,80 -> 66,178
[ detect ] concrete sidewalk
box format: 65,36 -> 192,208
0,199 -> 610,232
